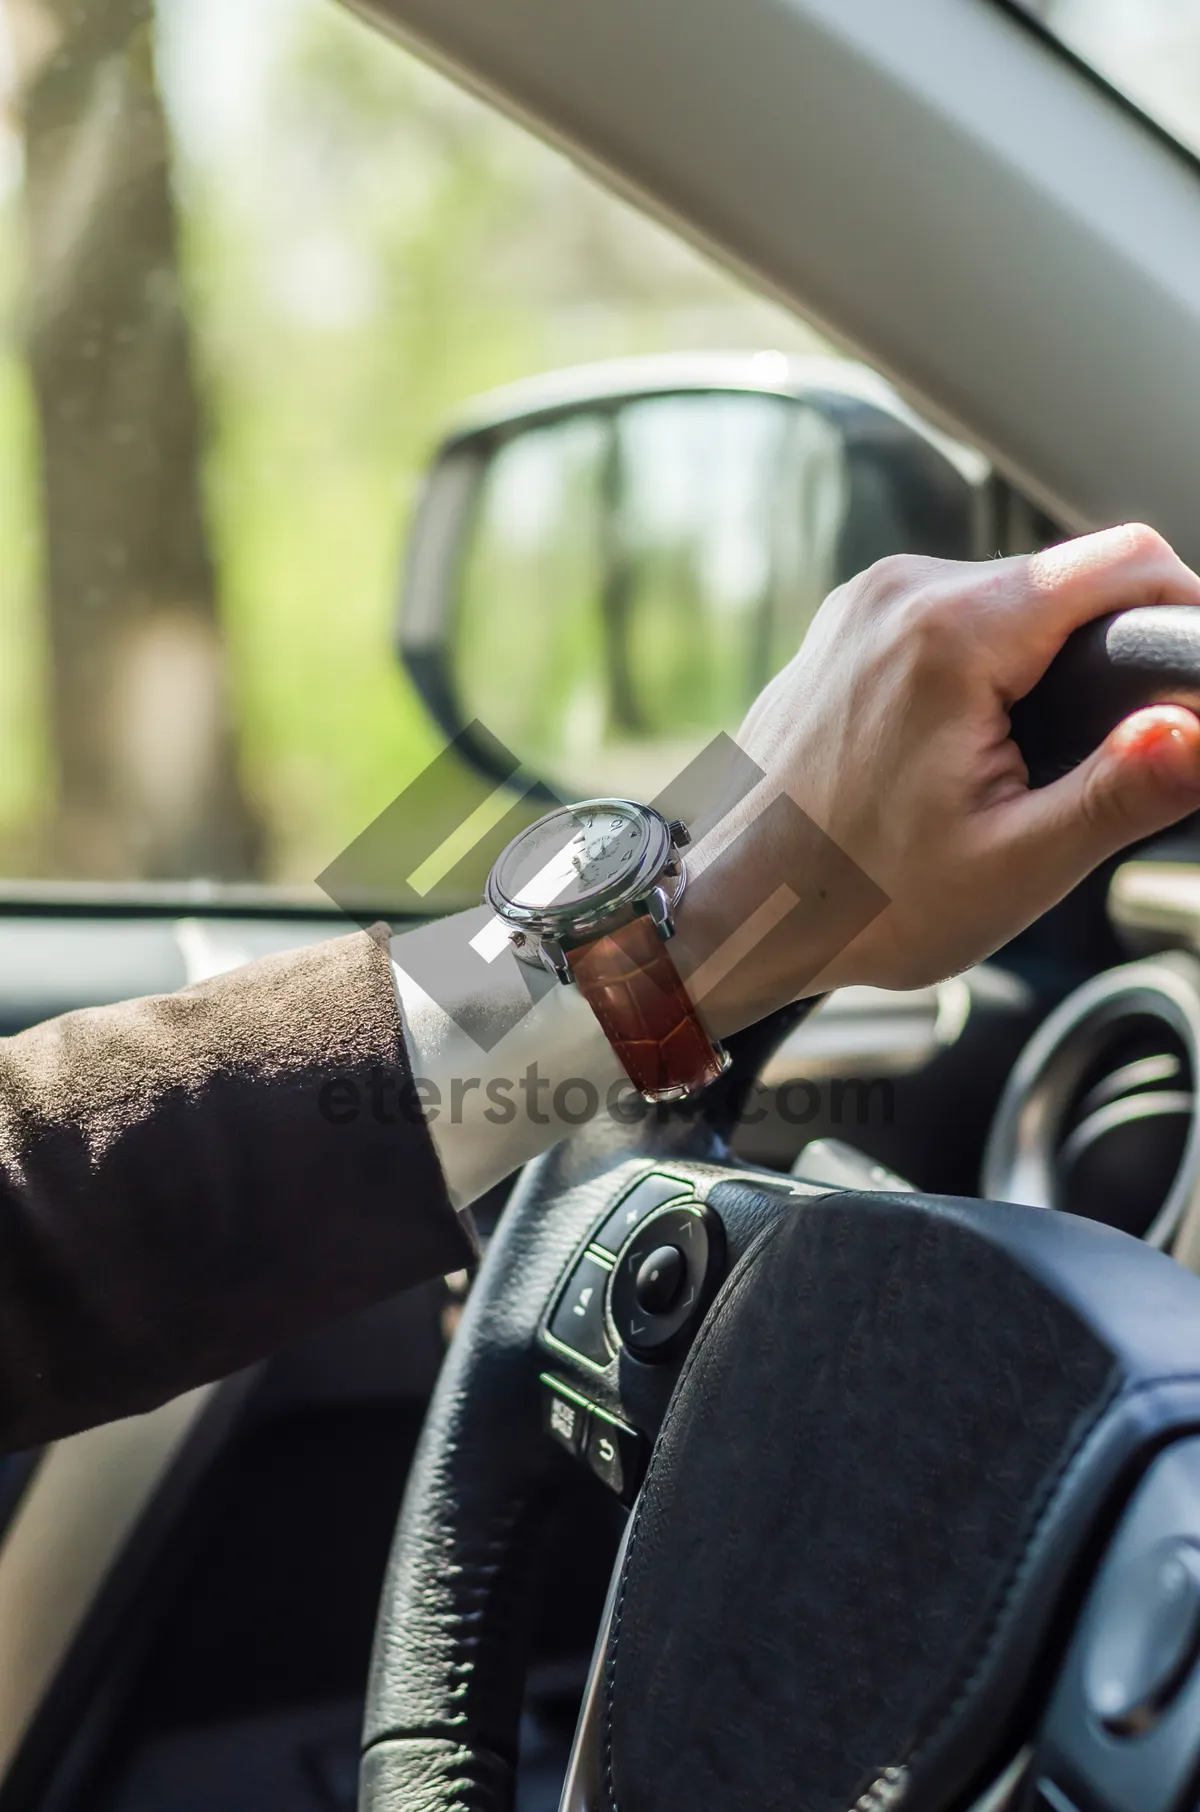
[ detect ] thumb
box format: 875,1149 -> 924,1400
1013,705 -> 1200,883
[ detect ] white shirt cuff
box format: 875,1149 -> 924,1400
389,929 -> 625,1211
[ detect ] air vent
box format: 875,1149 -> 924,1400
982,956 -> 1200,1251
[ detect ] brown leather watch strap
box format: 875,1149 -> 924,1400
567,913 -> 727,1101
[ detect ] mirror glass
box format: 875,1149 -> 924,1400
447,390 -> 962,798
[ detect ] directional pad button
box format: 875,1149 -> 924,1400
609,1204 -> 725,1361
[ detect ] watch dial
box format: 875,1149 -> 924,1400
497,804 -> 649,912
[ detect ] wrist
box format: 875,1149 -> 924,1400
670,852 -> 808,1038
672,807 -> 889,1034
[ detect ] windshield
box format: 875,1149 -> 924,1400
1020,1 -> 1200,159
0,0 -> 822,904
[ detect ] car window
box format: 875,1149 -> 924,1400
0,0 -> 827,905
1016,1 -> 1200,160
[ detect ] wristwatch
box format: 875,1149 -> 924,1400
485,799 -> 729,1102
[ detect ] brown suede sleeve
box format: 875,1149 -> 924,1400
0,925 -> 473,1452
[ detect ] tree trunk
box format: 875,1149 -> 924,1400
7,0 -> 261,879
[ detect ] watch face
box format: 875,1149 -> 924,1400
493,802 -> 651,915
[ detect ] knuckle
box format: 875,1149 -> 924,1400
856,551 -> 930,606
892,586 -> 958,659
1116,521 -> 1169,562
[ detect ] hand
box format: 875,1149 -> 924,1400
674,524 -> 1200,1033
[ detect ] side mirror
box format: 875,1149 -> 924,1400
398,354 -> 1055,798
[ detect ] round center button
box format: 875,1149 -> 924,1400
609,1203 -> 725,1361
635,1246 -> 686,1315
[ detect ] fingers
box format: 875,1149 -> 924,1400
1006,523 -> 1200,640
999,705 -> 1200,894
825,528 -> 1200,710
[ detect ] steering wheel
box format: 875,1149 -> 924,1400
361,609 -> 1200,1812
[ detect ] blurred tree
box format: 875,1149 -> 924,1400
5,0 -> 260,878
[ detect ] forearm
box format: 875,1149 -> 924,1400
0,927 -> 471,1450
0,912 -> 634,1449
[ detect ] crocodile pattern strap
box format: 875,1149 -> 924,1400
567,914 -> 726,1101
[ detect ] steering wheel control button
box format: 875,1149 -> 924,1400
540,1375 -> 591,1458
592,1173 -> 692,1255
1083,1539 -> 1200,1736
548,1252 -> 615,1368
609,1203 -> 725,1361
585,1408 -> 646,1505
634,1245 -> 686,1314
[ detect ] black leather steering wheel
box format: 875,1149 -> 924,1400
361,608 -> 1200,1812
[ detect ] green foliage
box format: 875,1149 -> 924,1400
0,196 -> 52,864
1,0 -> 824,889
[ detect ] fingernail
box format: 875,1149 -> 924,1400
1144,721 -> 1200,791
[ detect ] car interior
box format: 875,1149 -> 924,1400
3,2 -> 1200,1810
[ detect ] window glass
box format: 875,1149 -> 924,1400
0,0 -> 824,895
1019,1 -> 1200,159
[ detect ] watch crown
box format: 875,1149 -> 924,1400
668,819 -> 691,848
646,886 -> 675,941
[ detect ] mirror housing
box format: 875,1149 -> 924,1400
398,353 -> 1055,799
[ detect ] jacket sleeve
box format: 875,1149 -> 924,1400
0,925 -> 474,1452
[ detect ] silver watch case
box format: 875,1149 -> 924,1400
485,800 -> 691,985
